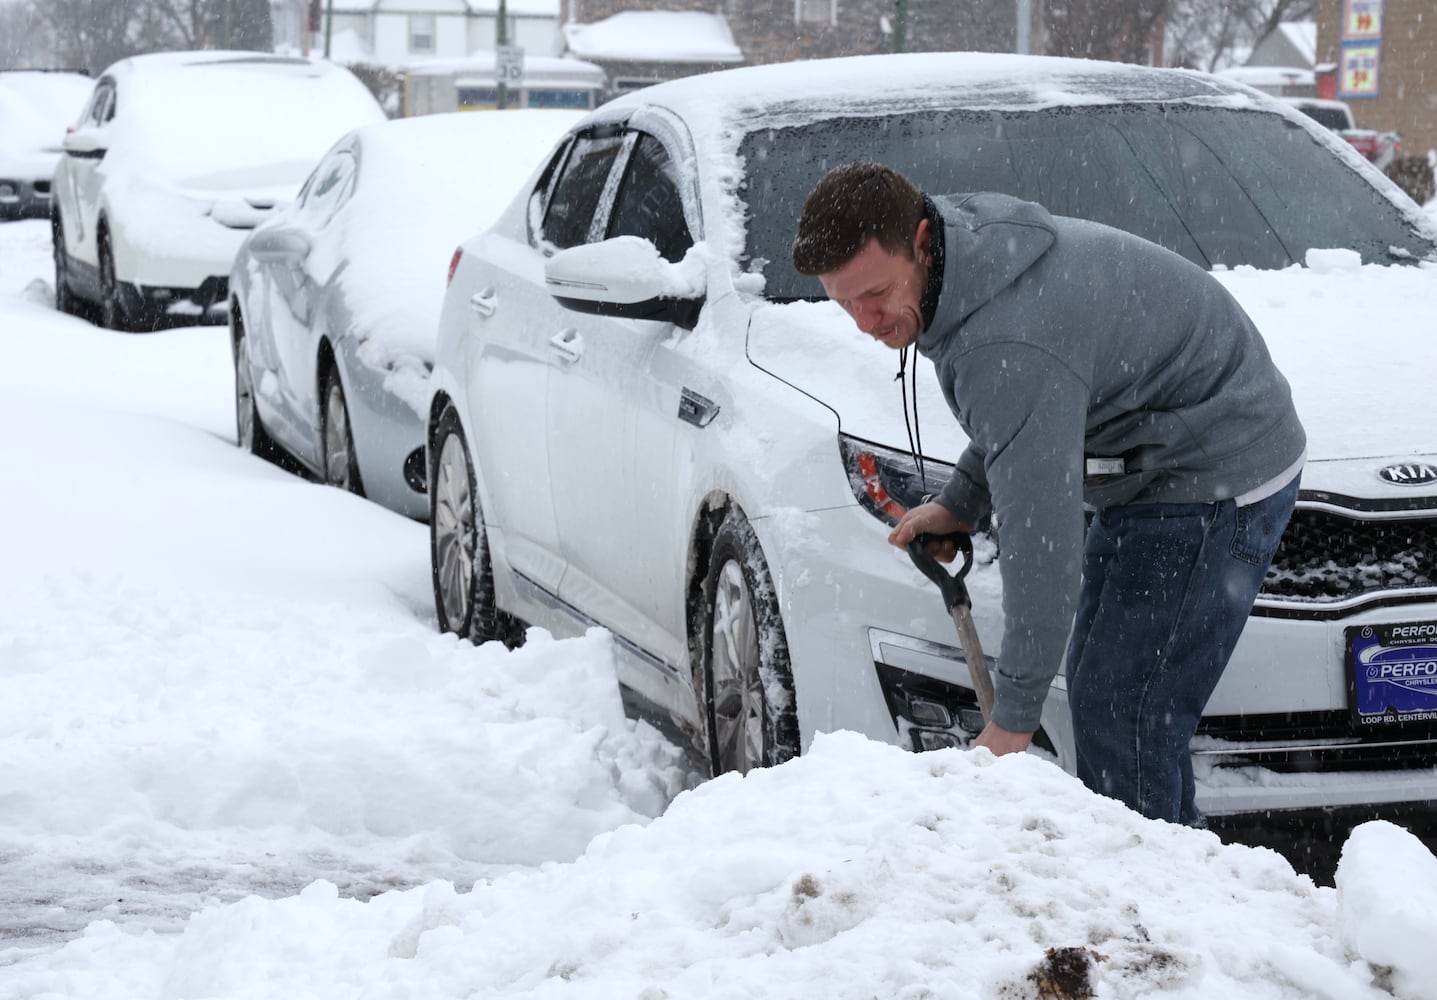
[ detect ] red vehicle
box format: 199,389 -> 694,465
1281,97 -> 1401,170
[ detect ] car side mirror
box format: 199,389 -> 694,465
62,129 -> 108,160
245,228 -> 312,263
544,236 -> 706,331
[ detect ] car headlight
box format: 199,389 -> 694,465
838,434 -> 954,526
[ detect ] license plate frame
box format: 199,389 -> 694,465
1346,620 -> 1437,733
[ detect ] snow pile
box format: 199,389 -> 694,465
5,735 -> 1434,999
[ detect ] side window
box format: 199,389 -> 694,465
296,148 -> 357,229
84,81 -> 115,127
526,139 -> 571,244
606,134 -> 693,263
540,132 -> 626,250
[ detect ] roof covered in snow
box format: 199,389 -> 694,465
563,11 -> 743,64
1276,20 -> 1317,66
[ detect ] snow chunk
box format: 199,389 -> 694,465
1337,820 -> 1437,1000
1304,247 -> 1362,273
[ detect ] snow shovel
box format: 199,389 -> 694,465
905,532 -> 995,727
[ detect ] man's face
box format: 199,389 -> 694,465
818,219 -> 930,351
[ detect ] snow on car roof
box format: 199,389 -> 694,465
609,51 -> 1262,127
598,52 -> 1289,276
0,71 -> 93,153
331,109 -> 586,378
96,51 -> 385,188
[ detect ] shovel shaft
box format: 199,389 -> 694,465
951,604 -> 994,725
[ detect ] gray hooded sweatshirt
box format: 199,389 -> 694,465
917,193 -> 1306,734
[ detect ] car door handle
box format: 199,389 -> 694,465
469,288 -> 497,318
549,328 -> 582,364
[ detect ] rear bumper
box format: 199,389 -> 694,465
0,176 -> 53,219
116,275 -> 230,326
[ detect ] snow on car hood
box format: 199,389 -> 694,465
747,255 -> 1437,495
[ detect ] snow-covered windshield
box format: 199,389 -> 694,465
740,103 -> 1437,301
117,60 -> 384,188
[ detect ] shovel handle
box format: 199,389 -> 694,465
904,532 -> 973,611
905,532 -> 995,726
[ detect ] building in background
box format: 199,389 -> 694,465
403,51 -> 603,112
1214,20 -> 1316,97
270,0 -> 602,112
1315,0 -> 1434,161
1247,18 -> 1317,71
564,0 -> 1016,99
562,9 -> 741,98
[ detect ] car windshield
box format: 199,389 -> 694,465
739,103 -> 1436,302
119,64 -> 382,187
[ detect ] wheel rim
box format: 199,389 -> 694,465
234,336 -> 255,449
433,433 -> 474,631
710,559 -> 764,773
323,382 -> 353,489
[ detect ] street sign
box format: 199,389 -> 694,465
496,45 -> 525,88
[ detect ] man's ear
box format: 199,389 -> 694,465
913,217 -> 931,260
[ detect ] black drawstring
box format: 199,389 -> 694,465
896,346 -> 927,492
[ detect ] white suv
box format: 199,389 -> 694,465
52,51 -> 383,331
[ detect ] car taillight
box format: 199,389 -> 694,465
447,248 -> 462,286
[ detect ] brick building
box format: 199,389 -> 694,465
564,0 -> 1016,99
1315,0 -> 1436,160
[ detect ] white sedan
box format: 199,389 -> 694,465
52,51 -> 384,331
229,110 -> 585,521
427,52 -> 1437,819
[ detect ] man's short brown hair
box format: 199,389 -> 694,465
791,162 -> 926,276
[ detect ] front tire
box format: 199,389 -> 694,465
698,507 -> 800,775
52,216 -> 78,316
232,313 -> 280,460
430,406 -> 501,644
97,231 -> 133,332
320,366 -> 364,496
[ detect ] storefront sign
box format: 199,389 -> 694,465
1338,43 -> 1382,98
1342,0 -> 1384,41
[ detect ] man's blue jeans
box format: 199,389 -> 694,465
1064,474 -> 1300,826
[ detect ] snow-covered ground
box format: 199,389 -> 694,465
2,215 -> 1437,999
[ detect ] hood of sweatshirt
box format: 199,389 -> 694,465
915,192 -> 1056,356
739,195 -> 1060,469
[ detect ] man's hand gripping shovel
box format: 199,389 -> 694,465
905,532 -> 995,727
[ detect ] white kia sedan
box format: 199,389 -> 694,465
52,51 -> 384,331
427,53 -> 1437,819
229,110 -> 585,520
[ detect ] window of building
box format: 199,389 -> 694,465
795,0 -> 836,25
611,77 -> 662,96
409,14 -> 436,53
